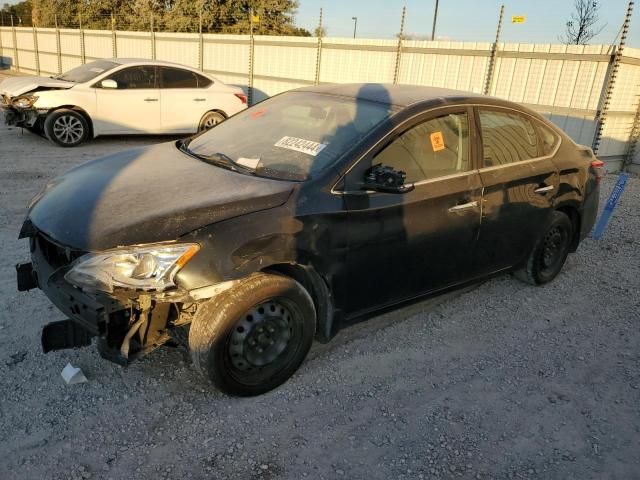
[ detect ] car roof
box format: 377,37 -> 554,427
108,58 -> 203,69
296,83 -> 497,108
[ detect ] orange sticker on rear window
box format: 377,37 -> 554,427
430,131 -> 445,152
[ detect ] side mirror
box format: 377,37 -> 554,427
363,164 -> 414,194
100,79 -> 118,89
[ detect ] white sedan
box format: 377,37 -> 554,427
0,58 -> 248,147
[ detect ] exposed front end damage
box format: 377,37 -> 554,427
1,99 -> 46,129
17,228 -> 241,366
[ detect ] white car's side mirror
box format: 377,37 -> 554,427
100,79 -> 118,89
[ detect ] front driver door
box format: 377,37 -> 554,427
343,107 -> 483,317
94,65 -> 161,134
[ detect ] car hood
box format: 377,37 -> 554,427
26,142 -> 295,251
0,76 -> 75,97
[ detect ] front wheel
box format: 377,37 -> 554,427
188,273 -> 316,396
514,211 -> 573,285
44,109 -> 89,147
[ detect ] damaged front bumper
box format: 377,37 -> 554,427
17,230 -> 235,365
1,101 -> 44,128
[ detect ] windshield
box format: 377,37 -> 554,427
55,60 -> 121,83
185,92 -> 397,181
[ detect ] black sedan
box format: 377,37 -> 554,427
17,84 -> 603,396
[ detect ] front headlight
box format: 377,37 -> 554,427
64,243 -> 199,293
12,95 -> 38,108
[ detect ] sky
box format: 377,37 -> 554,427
294,0 -> 639,47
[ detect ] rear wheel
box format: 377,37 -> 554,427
188,273 -> 316,396
198,111 -> 226,132
44,109 -> 89,147
514,211 -> 573,285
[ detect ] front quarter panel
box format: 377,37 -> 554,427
34,85 -> 97,118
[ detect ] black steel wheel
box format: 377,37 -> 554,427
515,211 -> 573,285
198,111 -> 226,132
44,108 -> 89,147
188,273 -> 315,396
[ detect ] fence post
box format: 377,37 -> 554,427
314,8 -> 323,86
248,8 -> 255,106
483,4 -> 504,95
393,6 -> 406,84
55,14 -> 62,74
150,15 -> 156,60
0,15 -> 4,67
79,12 -> 86,64
32,22 -> 40,76
11,15 -> 19,72
198,8 -> 203,71
593,0 -> 634,156
111,13 -> 117,58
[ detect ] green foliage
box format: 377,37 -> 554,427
1,1 -> 33,26
25,0 -> 309,35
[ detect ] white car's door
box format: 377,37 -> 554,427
94,65 -> 161,134
159,67 -> 211,133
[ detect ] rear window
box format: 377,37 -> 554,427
186,92 -> 397,181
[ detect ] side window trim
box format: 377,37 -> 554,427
94,65 -> 158,89
475,105 -> 562,170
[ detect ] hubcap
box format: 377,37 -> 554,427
228,301 -> 293,371
202,115 -> 221,130
541,226 -> 565,268
53,115 -> 83,144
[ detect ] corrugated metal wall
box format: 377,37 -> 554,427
1,26 -> 639,168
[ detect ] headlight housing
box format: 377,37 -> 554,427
12,95 -> 38,108
64,243 -> 199,293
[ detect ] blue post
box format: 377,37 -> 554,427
592,173 -> 629,240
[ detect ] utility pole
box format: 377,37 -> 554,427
431,0 -> 439,40
352,17 -> 358,39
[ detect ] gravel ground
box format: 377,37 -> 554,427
1,71 -> 640,480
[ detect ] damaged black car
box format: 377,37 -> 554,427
17,84 -> 602,396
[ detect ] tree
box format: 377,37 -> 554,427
1,1 -> 33,26
561,0 -> 606,45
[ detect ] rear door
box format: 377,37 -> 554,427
94,65 -> 161,134
343,107 -> 483,316
159,67 -> 212,133
474,106 -> 560,273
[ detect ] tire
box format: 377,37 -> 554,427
514,211 -> 573,285
188,273 -> 316,396
198,111 -> 226,132
44,109 -> 89,147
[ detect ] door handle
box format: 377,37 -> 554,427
144,98 -> 158,102
534,185 -> 554,194
448,201 -> 478,212
193,98 -> 206,102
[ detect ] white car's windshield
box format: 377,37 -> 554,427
55,60 -> 121,83
185,91 -> 398,181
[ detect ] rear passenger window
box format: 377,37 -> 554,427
479,110 -> 540,166
195,73 -> 213,88
374,112 -> 470,182
537,122 -> 560,155
161,67 -> 198,88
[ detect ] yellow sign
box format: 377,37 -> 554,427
511,15 -> 526,23
251,15 -> 260,23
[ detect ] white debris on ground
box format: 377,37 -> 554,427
61,363 -> 88,385
1,72 -> 639,480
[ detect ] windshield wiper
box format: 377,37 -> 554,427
178,140 -> 255,175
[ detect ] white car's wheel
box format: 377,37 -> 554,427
198,111 -> 226,132
44,109 -> 89,147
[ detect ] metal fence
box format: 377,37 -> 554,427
1,21 -> 639,171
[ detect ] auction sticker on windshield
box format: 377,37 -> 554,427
275,136 -> 327,156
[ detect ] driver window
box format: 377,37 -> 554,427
106,66 -> 157,89
374,112 -> 470,182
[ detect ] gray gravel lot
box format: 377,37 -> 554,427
1,72 -> 639,479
